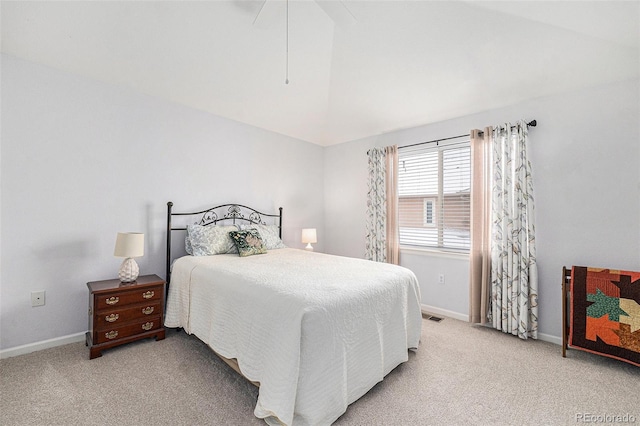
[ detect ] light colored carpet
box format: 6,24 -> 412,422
1,317 -> 638,426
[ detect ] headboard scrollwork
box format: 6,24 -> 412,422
198,205 -> 271,227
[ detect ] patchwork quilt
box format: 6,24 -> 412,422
570,266 -> 640,367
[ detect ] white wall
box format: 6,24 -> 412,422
324,78 -> 640,340
0,55 -> 325,350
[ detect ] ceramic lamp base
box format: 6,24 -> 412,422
304,243 -> 314,251
119,258 -> 139,282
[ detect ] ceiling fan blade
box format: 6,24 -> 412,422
314,0 -> 357,27
252,0 -> 268,25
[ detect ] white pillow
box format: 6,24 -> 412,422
187,224 -> 239,256
185,235 -> 193,255
240,224 -> 286,250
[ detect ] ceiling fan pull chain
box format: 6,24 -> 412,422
285,0 -> 290,84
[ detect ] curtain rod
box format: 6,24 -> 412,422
398,120 -> 537,150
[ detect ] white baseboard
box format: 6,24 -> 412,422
537,332 -> 562,346
421,304 -> 469,322
420,304 -> 562,345
0,332 -> 86,359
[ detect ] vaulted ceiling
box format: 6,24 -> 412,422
2,1 -> 638,146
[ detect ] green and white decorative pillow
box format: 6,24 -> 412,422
229,229 -> 267,257
240,224 -> 286,250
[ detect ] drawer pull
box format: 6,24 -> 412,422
142,291 -> 154,299
142,306 -> 154,315
105,313 -> 119,323
105,296 -> 119,305
105,331 -> 118,340
142,322 -> 154,331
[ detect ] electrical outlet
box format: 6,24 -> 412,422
438,274 -> 445,284
31,291 -> 45,307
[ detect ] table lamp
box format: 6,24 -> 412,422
301,228 -> 317,251
114,232 -> 144,282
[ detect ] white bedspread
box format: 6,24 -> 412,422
165,248 -> 422,426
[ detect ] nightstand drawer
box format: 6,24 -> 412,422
95,301 -> 162,329
95,285 -> 163,310
94,315 -> 162,344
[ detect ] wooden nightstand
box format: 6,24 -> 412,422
86,274 -> 166,359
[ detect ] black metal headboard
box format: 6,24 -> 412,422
166,202 -> 283,285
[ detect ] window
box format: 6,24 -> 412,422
398,140 -> 470,251
423,199 -> 435,226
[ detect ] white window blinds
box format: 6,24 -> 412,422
398,139 -> 471,251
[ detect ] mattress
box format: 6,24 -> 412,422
164,248 -> 422,425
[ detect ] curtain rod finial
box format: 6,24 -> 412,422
528,120 -> 537,127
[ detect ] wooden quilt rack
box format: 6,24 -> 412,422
561,266 -> 571,357
561,265 -> 639,367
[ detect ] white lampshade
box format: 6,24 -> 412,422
114,233 -> 144,282
301,228 -> 317,251
114,233 -> 144,258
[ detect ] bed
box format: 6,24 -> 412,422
164,202 -> 423,425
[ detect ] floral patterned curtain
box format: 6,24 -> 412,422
488,121 -> 538,339
365,146 -> 399,263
